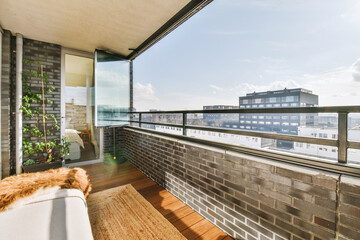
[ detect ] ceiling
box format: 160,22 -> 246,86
0,0 -> 210,58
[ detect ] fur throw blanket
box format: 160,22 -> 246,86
0,167 -> 91,212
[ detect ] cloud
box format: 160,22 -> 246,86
133,83 -> 159,110
352,58 -> 360,82
210,84 -> 224,91
232,80 -> 301,97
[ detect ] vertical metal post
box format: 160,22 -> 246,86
139,113 -> 142,128
15,33 -> 23,175
183,113 -> 187,136
338,112 -> 348,163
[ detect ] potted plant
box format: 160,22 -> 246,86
20,60 -> 70,173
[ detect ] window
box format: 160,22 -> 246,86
269,97 -> 277,103
274,103 -> 281,107
323,134 -> 328,138
252,116 -> 258,119
332,134 -> 337,139
255,98 -> 263,103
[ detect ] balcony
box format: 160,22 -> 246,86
1,0 -> 360,240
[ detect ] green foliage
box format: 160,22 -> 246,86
23,159 -> 36,166
20,60 -> 68,163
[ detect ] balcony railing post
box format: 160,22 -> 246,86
338,112 -> 348,163
183,113 -> 187,136
139,113 -> 142,128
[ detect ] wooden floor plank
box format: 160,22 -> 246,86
80,162 -> 230,240
182,219 -> 217,240
195,226 -> 228,240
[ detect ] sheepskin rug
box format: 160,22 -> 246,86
0,167 -> 91,212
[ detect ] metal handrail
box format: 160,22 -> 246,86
128,105 -> 360,164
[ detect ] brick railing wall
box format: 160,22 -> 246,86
122,127 -> 360,240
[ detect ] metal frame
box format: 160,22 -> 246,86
128,106 -> 360,173
127,0 -> 214,60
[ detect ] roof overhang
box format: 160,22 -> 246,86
0,0 -> 212,59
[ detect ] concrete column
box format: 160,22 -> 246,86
0,26 -> 3,179
15,34 -> 23,175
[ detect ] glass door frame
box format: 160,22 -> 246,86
60,47 -> 104,165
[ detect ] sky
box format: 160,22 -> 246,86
133,0 -> 360,111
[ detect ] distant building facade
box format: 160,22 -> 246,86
238,88 -> 319,149
291,126 -> 360,163
203,105 -> 239,121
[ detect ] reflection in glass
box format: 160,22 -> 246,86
95,50 -> 130,127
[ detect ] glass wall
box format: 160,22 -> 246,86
95,50 -> 130,127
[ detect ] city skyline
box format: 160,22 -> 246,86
133,0 -> 360,111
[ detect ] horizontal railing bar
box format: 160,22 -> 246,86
186,125 -> 338,147
130,120 -> 337,147
348,141 -> 360,150
125,126 -> 360,177
129,120 -> 182,128
129,105 -> 360,114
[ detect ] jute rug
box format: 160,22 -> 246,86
87,184 -> 186,240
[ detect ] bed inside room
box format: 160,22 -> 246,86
64,54 -> 100,162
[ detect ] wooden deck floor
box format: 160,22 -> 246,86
81,161 -> 232,240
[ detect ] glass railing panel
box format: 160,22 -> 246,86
348,113 -> 360,142
141,113 -> 183,125
348,149 -> 360,165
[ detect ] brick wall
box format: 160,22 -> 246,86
1,30 -> 12,178
339,176 -> 360,240
123,127 -> 360,240
22,38 -> 61,161
65,102 -> 88,131
104,127 -> 127,164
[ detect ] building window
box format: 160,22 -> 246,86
282,103 -> 289,107
269,97 -> 277,103
266,104 -> 272,107
332,134 -> 337,139
323,133 -> 328,138
291,103 -> 298,107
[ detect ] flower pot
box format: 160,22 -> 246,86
22,160 -> 64,173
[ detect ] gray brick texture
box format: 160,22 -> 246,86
121,127 -> 360,240
22,38 -> 61,161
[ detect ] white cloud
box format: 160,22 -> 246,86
352,58 -> 360,82
232,80 -> 300,97
210,84 -> 224,91
134,83 -> 159,110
